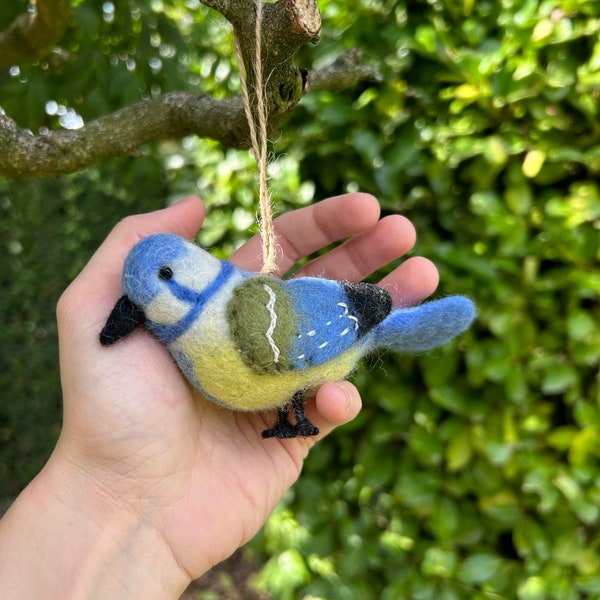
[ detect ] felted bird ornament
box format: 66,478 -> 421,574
100,233 -> 476,439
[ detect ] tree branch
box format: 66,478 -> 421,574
0,93 -> 246,179
219,0 -> 321,135
308,49 -> 382,92
0,0 -> 71,70
0,0 -> 381,179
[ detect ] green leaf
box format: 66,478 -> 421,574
513,517 -> 552,561
522,150 -> 546,178
445,429 -> 472,472
569,426 -> 598,466
567,310 -> 597,341
458,554 -> 503,585
518,576 -> 547,600
479,489 -> 522,526
254,549 -> 310,598
421,547 -> 458,578
429,495 -> 461,542
541,363 -> 578,395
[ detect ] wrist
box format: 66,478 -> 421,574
0,443 -> 191,599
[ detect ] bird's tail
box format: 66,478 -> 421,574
370,295 -> 476,353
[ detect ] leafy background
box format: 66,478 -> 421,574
1,0 -> 600,598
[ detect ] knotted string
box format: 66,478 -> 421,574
234,0 -> 278,275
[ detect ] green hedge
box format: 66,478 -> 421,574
1,0 -> 600,598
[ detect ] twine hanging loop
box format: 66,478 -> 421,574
234,0 -> 278,275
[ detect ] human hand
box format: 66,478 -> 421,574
0,193 -> 438,598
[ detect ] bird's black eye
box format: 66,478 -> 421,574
158,266 -> 173,281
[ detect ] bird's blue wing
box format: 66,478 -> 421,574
369,295 -> 476,353
285,278 -> 360,369
284,278 -> 392,369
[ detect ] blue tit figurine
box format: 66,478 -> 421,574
100,233 -> 476,439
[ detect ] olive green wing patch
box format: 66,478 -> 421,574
227,277 -> 297,374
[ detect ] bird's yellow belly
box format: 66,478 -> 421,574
177,336 -> 363,411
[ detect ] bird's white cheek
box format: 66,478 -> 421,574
176,255 -> 223,291
145,293 -> 189,324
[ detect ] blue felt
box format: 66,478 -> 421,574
368,295 -> 477,353
171,347 -> 202,388
122,233 -> 191,306
285,278 -> 362,369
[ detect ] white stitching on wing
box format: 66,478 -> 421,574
262,284 -> 280,364
337,302 -> 359,330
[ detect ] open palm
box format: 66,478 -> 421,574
54,193 -> 439,580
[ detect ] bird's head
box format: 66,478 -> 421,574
100,233 -> 224,345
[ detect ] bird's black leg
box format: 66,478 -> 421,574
291,393 -> 319,438
261,392 -> 319,439
261,406 -> 295,439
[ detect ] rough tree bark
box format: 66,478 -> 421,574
0,0 -> 380,179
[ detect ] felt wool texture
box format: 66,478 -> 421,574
227,277 -> 296,373
100,233 -> 477,438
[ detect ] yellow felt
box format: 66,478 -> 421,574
191,341 -> 361,411
171,308 -> 363,411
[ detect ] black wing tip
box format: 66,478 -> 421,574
341,282 -> 393,337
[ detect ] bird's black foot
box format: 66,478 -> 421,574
293,420 -> 319,438
261,407 -> 297,439
261,393 -> 320,439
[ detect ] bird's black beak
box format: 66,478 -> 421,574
99,295 -> 146,346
